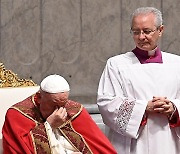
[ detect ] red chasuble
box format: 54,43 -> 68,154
2,94 -> 117,154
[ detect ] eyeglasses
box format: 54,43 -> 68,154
130,28 -> 158,36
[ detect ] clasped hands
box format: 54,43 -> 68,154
146,96 -> 175,118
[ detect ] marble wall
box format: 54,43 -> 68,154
0,0 -> 180,104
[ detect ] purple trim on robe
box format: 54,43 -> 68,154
132,47 -> 163,64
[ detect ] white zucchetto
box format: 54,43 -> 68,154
40,74 -> 70,93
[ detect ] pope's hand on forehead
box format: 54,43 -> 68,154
46,107 -> 68,129
56,107 -> 67,118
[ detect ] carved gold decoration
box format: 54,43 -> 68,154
0,63 -> 37,88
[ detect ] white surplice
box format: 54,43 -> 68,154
97,51 -> 180,154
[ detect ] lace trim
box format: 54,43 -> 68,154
116,100 -> 135,135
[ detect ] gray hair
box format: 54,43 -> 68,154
131,7 -> 163,28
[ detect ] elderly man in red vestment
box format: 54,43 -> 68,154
2,74 -> 117,154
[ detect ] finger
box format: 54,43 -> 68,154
158,105 -> 173,114
153,107 -> 165,112
56,107 -> 67,119
153,101 -> 165,108
56,107 -> 64,114
152,96 -> 160,101
153,96 -> 167,101
161,104 -> 171,110
63,112 -> 68,119
63,109 -> 68,119
164,98 -> 171,104
61,108 -> 67,116
162,110 -> 171,114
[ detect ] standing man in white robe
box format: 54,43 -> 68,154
97,7 -> 180,154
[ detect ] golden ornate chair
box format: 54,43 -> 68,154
0,63 -> 40,153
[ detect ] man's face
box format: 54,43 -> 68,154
131,13 -> 163,51
39,91 -> 69,119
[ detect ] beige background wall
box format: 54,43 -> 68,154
0,0 -> 180,104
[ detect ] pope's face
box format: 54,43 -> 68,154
131,13 -> 163,51
39,91 -> 69,119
